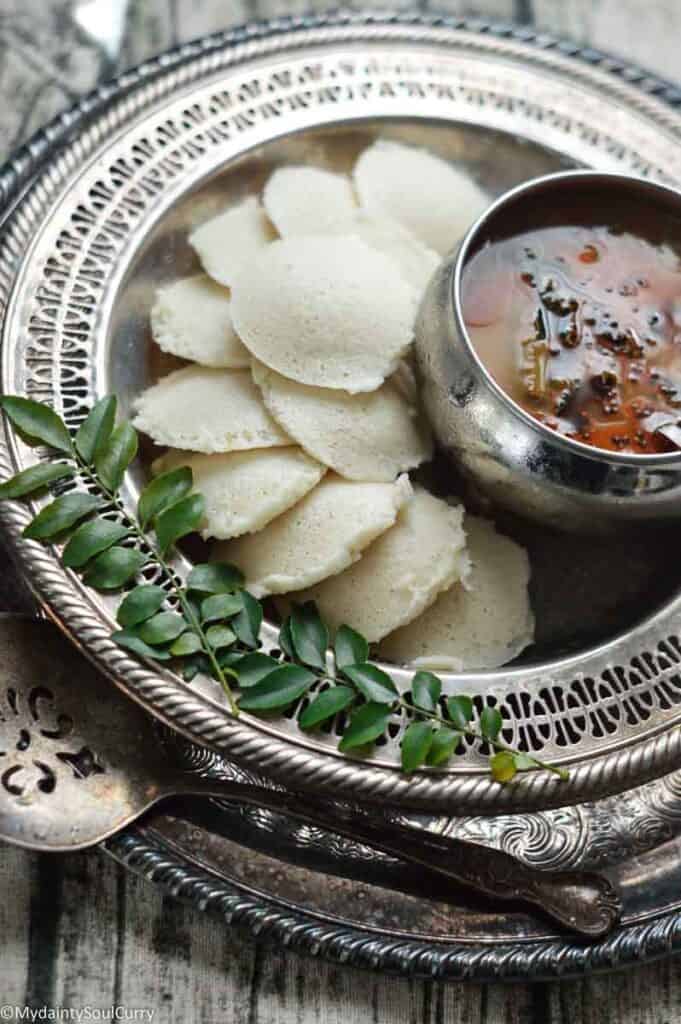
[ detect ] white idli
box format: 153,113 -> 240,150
263,166 -> 358,237
353,140 -> 490,256
213,474 -> 412,598
189,196 -> 274,288
132,366 -> 290,453
262,164 -> 437,293
230,235 -> 417,393
150,275 -> 250,368
379,516 -> 534,670
293,488 -> 470,643
151,447 -> 324,540
252,360 -> 432,481
352,214 -> 440,294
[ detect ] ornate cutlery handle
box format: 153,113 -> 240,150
179,780 -> 621,938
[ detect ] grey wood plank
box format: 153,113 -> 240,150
115,0 -> 175,74
255,0 -> 328,15
174,0 -> 250,41
423,0 -> 516,18
255,0 -> 425,10
51,851 -> 121,1007
546,961 -> 681,1024
0,0 -> 105,163
113,857 -> 259,1020
35,845 -> 525,1024
8,836 -> 681,1024
23,854 -> 63,1009
0,45 -> 64,158
0,0 -> 105,97
244,945 -> 541,1023
0,844 -> 33,1004
531,0 -> 681,86
6,81 -> 72,156
117,0 -> 253,71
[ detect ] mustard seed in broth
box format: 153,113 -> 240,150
462,224 -> 681,453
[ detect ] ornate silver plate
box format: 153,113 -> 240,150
3,11 -> 681,811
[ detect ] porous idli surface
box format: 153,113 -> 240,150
213,474 -> 412,598
132,366 -> 290,453
262,164 -> 437,293
252,360 -> 432,481
151,447 -> 324,540
352,214 -> 440,294
150,275 -> 250,368
379,516 -> 534,670
353,140 -> 490,256
263,166 -> 358,237
230,236 -> 417,392
293,488 -> 470,643
189,197 -> 274,288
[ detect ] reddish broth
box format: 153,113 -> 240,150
462,224 -> 681,453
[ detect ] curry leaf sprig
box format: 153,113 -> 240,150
0,394 -> 567,784
260,605 -> 567,781
0,394 -> 242,715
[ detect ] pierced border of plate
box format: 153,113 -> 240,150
2,12 -> 681,810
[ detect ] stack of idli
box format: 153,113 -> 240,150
132,139 -> 534,671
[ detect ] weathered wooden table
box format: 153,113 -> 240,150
3,1 -> 681,1020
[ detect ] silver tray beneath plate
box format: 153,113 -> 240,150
3,11 -> 681,812
105,727 -> 681,982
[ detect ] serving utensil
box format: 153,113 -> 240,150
0,617 -> 620,938
416,170 -> 681,532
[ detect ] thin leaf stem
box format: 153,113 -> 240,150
176,585 -> 239,716
74,450 -> 239,716
392,696 -> 567,778
314,666 -> 565,778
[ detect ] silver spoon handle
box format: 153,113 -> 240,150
174,780 -> 621,938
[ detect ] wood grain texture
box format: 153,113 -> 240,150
3,0 -> 681,1020
423,0 -> 516,17
7,843 -> 681,1024
531,0 -> 681,83
0,845 -> 32,1004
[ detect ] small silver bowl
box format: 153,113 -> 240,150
415,169 -> 681,532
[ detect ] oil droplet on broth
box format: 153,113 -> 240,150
462,224 -> 681,454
